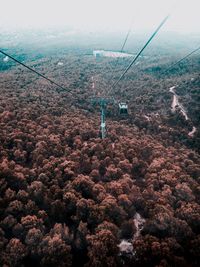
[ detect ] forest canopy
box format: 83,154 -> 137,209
0,35 -> 200,267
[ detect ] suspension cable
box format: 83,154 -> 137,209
120,17 -> 134,53
99,18 -> 135,96
107,15 -> 169,97
121,28 -> 132,53
162,45 -> 200,75
93,16 -> 134,93
0,49 -> 69,92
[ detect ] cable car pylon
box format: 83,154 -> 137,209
91,97 -> 114,139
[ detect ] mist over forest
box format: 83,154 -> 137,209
0,23 -> 200,267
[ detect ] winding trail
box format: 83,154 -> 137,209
133,212 -> 146,240
118,213 -> 146,256
169,86 -> 197,137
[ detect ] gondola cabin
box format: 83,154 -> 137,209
119,102 -> 128,115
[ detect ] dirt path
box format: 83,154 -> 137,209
169,86 -> 197,137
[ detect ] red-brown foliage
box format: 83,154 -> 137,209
0,59 -> 200,267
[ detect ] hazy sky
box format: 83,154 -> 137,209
0,0 -> 200,33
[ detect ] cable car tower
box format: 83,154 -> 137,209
91,97 -> 114,139
100,100 -> 106,139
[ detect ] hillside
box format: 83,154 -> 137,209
0,41 -> 200,267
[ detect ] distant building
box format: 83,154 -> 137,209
93,50 -> 133,59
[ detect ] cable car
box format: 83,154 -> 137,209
119,102 -> 128,115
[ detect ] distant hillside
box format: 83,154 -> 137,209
0,44 -> 200,266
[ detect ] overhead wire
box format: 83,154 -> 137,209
0,49 -> 69,92
120,45 -> 200,115
122,45 -> 200,91
93,16 -> 135,95
118,45 -> 200,95
107,14 -> 170,98
120,16 -> 135,53
100,18 -> 135,95
120,27 -> 132,53
161,45 -> 200,75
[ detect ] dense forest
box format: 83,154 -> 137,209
0,32 -> 200,267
